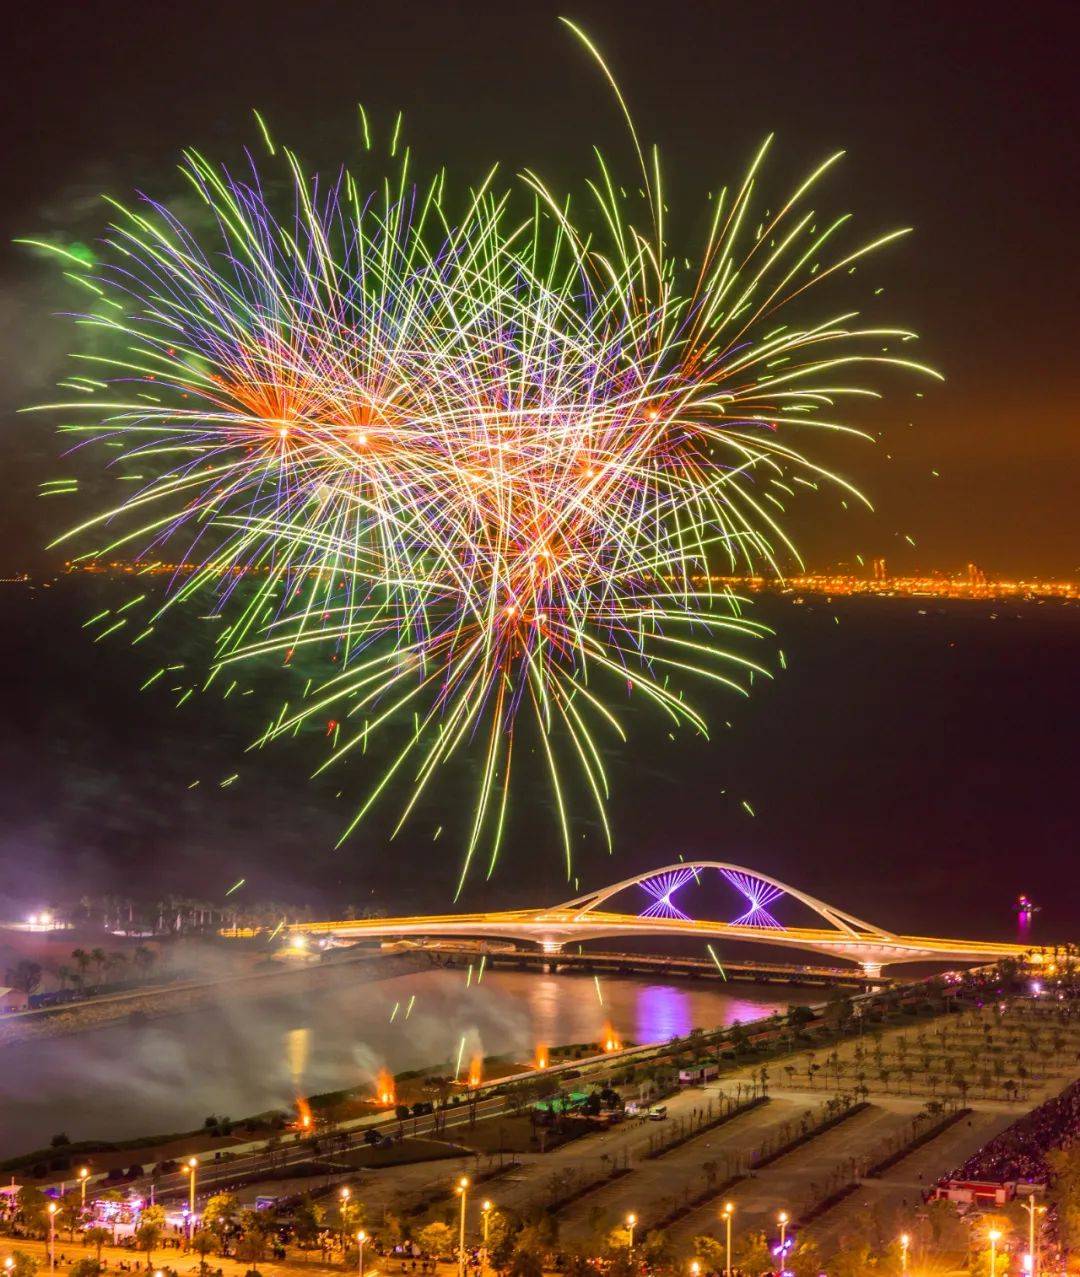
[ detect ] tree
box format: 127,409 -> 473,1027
292,1199 -> 324,1252
733,1230 -> 773,1275
57,1195 -> 83,1240
507,1253 -> 542,1277
17,1185 -> 49,1235
829,1240 -> 876,1277
416,1222 -> 454,1258
788,1237 -> 823,1277
70,1261 -> 100,1277
6,1253 -> 38,1277
337,1198 -> 365,1242
89,948 -> 108,982
203,1192 -> 238,1253
1047,1147 -> 1080,1251
5,961 -> 43,996
235,1233 -> 267,1265
84,1228 -> 111,1264
135,1221 -> 162,1270
692,1235 -> 728,1274
641,1229 -> 674,1271
381,1211 -> 406,1250
191,1230 -> 216,1275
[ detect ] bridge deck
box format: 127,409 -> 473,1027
286,909 -> 1033,968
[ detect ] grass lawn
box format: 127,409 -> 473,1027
448,1113 -> 595,1155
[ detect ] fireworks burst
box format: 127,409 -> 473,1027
26,26 -> 938,887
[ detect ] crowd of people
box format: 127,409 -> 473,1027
948,1078 -> 1080,1183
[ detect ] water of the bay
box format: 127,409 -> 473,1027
0,968 -> 797,1158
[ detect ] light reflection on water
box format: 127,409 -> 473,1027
0,969 -> 797,1157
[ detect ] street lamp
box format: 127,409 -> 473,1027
456,1177 -> 470,1277
721,1203 -> 735,1277
183,1158 -> 198,1249
481,1201 -> 493,1275
339,1187 -> 352,1252
778,1211 -> 789,1254
78,1168 -> 90,1213
1021,1196 -> 1046,1277
989,1229 -> 1002,1277
626,1214 -> 637,1253
690,1264 -> 701,1277
356,1231 -> 367,1277
48,1202 -> 58,1275
900,1233 -> 910,1277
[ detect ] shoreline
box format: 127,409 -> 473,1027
0,949 -> 427,1049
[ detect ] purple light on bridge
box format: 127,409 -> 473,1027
722,869 -> 784,928
638,868 -> 697,920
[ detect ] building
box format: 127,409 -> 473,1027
0,987 -> 30,1013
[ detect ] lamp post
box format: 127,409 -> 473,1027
356,1230 -> 367,1277
456,1177 -> 470,1277
778,1211 -> 789,1256
78,1168 -> 90,1213
722,1202 -> 734,1277
690,1263 -> 701,1277
900,1233 -> 910,1277
481,1200 -> 493,1275
184,1158 -> 197,1248
339,1186 -> 352,1254
989,1229 -> 1002,1277
1021,1196 -> 1046,1277
48,1202 -> 58,1275
626,1214 -> 637,1254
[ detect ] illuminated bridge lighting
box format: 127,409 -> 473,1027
639,868 -> 697,920
723,869 -> 784,928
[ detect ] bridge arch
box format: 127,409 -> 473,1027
556,860 -> 895,941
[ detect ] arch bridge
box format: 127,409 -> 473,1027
291,860 -> 1034,979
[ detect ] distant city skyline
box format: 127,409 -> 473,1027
3,558 -> 1077,600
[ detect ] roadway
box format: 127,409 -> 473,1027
290,909 -> 1035,976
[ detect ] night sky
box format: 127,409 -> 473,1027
0,3 -> 1077,927
2,0 -> 1078,575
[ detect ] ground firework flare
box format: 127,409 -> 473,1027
26,27 -> 939,886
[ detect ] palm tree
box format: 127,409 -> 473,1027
84,1227 -> 111,1264
71,949 -> 92,984
136,1221 -> 161,1270
191,1231 -> 215,1276
89,949 -> 107,984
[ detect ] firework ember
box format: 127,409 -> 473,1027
28,24 -> 937,885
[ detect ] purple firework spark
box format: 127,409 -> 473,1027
639,868 -> 697,919
722,869 -> 784,928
